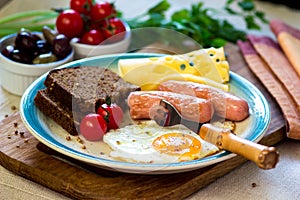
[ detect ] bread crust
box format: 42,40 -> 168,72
34,89 -> 79,135
44,66 -> 140,114
34,66 -> 140,136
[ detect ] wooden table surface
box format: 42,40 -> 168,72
1,1 -> 300,200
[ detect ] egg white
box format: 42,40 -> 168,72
103,120 -> 219,164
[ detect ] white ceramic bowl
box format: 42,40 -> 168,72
70,20 -> 131,59
0,32 -> 74,96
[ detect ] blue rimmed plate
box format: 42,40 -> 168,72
20,53 -> 270,174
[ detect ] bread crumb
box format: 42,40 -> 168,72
77,137 -> 84,144
19,132 -> 25,137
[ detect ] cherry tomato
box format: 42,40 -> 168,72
80,29 -> 105,45
56,9 -> 84,39
101,17 -> 126,43
70,0 -> 92,15
97,102 -> 123,130
80,113 -> 108,141
90,1 -> 115,22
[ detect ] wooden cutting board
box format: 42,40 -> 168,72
0,44 -> 286,200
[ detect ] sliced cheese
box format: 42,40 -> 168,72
204,47 -> 230,83
130,73 -> 229,91
118,47 -> 230,91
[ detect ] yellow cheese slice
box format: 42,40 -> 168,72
204,47 -> 230,83
142,73 -> 229,91
118,47 -> 230,91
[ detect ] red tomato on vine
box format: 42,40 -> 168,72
80,113 -> 108,141
70,0 -> 93,15
56,9 -> 84,39
101,17 -> 126,43
97,97 -> 124,130
90,1 -> 116,22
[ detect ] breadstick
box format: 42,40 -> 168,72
247,35 -> 300,112
270,19 -> 300,77
238,40 -> 300,140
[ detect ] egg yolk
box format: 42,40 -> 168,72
152,133 -> 202,161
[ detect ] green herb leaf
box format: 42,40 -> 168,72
126,0 -> 267,48
255,11 -> 269,23
244,15 -> 261,30
226,0 -> 235,6
224,7 -> 238,15
210,38 -> 228,48
171,9 -> 190,22
238,0 -> 255,11
148,0 -> 170,14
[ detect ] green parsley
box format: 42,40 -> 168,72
126,0 -> 268,48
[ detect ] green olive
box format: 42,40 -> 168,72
32,53 -> 57,64
42,26 -> 58,45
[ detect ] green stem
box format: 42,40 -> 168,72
0,10 -> 57,25
30,13 -> 58,23
0,23 -> 55,30
0,29 -> 19,37
0,24 -> 55,37
0,19 -> 55,29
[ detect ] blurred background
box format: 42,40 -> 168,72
1,0 -> 300,9
260,0 -> 300,9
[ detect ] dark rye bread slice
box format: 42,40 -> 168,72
34,89 -> 79,135
44,66 -> 140,115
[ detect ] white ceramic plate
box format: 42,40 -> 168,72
20,53 -> 270,174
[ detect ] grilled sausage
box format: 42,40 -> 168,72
127,91 -> 214,123
158,80 -> 249,121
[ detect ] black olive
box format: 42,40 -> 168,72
10,49 -> 33,64
15,31 -> 37,52
35,40 -> 51,55
52,34 -> 72,60
32,33 -> 43,42
5,28 -> 71,64
1,45 -> 15,58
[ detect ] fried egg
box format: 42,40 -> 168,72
103,120 -> 219,164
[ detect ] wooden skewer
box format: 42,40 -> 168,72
199,124 -> 279,169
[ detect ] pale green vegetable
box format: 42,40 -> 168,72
0,10 -> 58,38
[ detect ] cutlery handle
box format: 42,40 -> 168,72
199,124 -> 279,169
